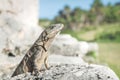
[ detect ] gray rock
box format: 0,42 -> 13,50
50,34 -> 99,57
48,54 -> 85,65
0,54 -> 119,80
0,0 -> 42,54
0,54 -> 85,78
0,54 -> 23,78
7,64 -> 119,80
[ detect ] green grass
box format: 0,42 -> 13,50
98,43 -> 120,78
61,29 -> 84,41
62,23 -> 120,42
95,23 -> 120,42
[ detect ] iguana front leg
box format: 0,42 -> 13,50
32,56 -> 49,76
31,48 -> 45,75
44,55 -> 49,69
32,50 -> 49,75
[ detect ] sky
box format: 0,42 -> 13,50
39,0 -> 120,20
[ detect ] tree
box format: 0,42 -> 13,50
90,0 -> 104,25
92,0 -> 103,12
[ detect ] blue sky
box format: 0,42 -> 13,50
39,0 -> 120,20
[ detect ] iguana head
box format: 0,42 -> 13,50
35,24 -> 64,51
45,24 -> 64,38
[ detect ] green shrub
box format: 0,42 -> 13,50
86,51 -> 98,59
96,30 -> 120,42
61,29 -> 83,41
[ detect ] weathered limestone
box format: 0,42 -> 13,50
8,64 -> 119,80
0,54 -> 85,78
0,0 -> 42,54
49,34 -> 99,57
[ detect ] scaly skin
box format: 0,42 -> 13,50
11,24 -> 64,77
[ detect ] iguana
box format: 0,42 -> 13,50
11,24 -> 64,77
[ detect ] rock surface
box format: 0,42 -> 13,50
50,34 -> 99,57
0,0 -> 42,54
0,54 -> 85,79
5,64 -> 119,80
48,55 -> 85,65
0,54 -> 119,80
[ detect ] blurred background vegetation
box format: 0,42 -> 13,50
40,0 -> 120,78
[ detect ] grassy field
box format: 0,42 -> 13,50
98,43 -> 120,78
62,23 -> 120,42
